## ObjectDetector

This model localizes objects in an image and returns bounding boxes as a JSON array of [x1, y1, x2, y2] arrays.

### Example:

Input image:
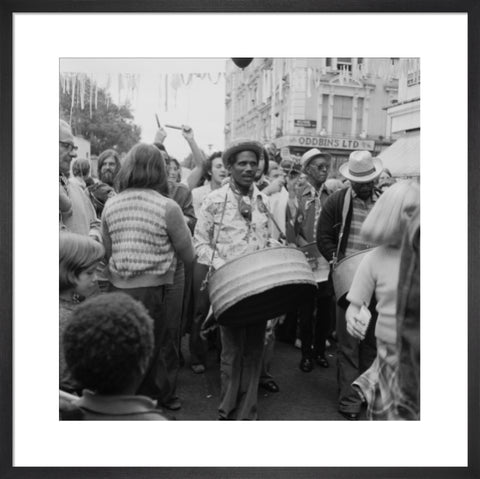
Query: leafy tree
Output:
[[60, 77, 142, 155]]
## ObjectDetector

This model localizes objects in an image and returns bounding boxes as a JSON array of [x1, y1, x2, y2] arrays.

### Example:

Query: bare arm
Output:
[[182, 125, 207, 190]]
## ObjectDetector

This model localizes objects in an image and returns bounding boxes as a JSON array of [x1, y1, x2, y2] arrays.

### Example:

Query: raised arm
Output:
[[181, 125, 207, 190]]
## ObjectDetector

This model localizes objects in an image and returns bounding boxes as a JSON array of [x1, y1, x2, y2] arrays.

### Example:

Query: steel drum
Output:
[[209, 246, 317, 327], [331, 248, 374, 304]]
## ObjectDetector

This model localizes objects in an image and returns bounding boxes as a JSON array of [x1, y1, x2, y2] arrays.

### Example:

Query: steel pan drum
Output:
[[209, 246, 317, 327], [331, 248, 374, 304]]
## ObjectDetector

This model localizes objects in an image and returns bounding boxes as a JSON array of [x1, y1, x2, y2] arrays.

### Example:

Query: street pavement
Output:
[[164, 337, 364, 421]]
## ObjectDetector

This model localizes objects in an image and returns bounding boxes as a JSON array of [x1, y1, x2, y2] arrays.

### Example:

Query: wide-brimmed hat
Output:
[[222, 138, 263, 168], [339, 150, 383, 183], [300, 148, 332, 172]]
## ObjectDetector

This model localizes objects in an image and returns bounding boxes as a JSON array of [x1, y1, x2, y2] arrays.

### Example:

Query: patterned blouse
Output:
[[194, 182, 271, 270]]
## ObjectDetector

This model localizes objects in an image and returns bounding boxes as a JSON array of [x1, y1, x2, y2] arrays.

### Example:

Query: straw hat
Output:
[[300, 148, 332, 172], [339, 150, 383, 183], [222, 138, 263, 168]]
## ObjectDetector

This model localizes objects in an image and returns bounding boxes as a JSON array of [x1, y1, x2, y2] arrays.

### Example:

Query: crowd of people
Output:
[[59, 118, 420, 421]]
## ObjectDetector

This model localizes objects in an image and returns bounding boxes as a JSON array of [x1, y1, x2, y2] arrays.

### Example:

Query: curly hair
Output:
[[63, 292, 154, 394], [59, 232, 104, 292]]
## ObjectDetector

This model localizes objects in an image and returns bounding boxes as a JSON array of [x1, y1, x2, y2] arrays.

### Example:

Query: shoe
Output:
[[316, 355, 329, 368], [191, 364, 205, 374], [259, 380, 280, 393], [299, 357, 314, 372], [294, 338, 302, 349], [162, 397, 182, 411], [339, 411, 359, 420]]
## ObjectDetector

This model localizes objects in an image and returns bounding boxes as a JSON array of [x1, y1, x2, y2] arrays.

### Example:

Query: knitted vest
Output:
[[103, 189, 176, 287]]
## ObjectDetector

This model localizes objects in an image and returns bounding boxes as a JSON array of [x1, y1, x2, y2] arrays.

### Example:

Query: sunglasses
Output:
[[312, 163, 329, 171], [59, 141, 78, 152]]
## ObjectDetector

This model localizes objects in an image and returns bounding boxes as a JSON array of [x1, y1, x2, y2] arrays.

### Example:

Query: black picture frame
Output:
[[1, 1, 478, 478]]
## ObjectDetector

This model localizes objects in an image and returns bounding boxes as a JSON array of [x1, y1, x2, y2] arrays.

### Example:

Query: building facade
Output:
[[224, 58, 400, 175], [379, 58, 420, 178]]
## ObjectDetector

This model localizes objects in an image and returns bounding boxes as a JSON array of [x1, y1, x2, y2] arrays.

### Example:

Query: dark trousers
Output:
[[109, 284, 170, 403], [219, 320, 267, 420], [336, 300, 377, 414], [163, 261, 185, 399], [188, 261, 210, 366], [298, 282, 332, 359]]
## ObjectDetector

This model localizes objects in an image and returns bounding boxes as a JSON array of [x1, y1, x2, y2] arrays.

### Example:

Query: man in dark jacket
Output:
[[286, 148, 333, 373], [317, 150, 383, 420]]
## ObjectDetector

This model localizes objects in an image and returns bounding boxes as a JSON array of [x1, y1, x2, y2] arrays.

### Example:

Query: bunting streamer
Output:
[[94, 81, 98, 110], [69, 75, 76, 124], [89, 78, 93, 118], [80, 74, 85, 110], [181, 73, 193, 86], [59, 59, 415, 119], [164, 73, 168, 112]]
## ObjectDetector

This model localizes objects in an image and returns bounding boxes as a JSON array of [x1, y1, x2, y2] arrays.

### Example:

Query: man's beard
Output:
[[356, 187, 372, 200], [100, 170, 115, 186]]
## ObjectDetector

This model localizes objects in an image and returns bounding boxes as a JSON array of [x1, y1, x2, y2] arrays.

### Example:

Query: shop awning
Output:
[[377, 130, 420, 177]]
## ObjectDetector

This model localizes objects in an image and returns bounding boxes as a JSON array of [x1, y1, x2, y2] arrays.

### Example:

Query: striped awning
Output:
[[378, 130, 420, 177]]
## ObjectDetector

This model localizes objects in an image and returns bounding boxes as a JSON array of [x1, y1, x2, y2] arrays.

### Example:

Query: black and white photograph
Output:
[[7, 10, 473, 474], [58, 57, 421, 422]]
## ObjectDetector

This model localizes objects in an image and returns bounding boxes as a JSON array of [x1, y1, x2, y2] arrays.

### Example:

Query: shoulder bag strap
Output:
[[335, 187, 352, 262]]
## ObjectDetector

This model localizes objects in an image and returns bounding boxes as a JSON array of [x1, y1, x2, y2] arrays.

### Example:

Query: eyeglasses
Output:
[[59, 141, 78, 152]]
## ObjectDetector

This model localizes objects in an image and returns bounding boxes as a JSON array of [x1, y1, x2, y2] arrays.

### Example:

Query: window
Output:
[[356, 97, 364, 135], [332, 95, 352, 136], [321, 94, 329, 131], [337, 58, 352, 72], [407, 70, 421, 86]]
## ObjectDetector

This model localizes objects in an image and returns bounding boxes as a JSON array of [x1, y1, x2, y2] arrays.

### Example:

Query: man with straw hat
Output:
[[286, 148, 333, 374], [194, 138, 272, 420], [317, 150, 383, 420]]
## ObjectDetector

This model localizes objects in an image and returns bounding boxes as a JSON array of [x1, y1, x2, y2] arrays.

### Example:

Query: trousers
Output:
[[109, 284, 170, 403], [163, 261, 185, 399], [218, 320, 267, 420], [188, 261, 210, 366], [336, 300, 377, 414], [298, 281, 332, 359]]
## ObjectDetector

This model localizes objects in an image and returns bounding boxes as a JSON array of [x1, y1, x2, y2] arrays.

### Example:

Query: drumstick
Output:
[[257, 195, 287, 241], [155, 114, 161, 128], [165, 124, 183, 130]]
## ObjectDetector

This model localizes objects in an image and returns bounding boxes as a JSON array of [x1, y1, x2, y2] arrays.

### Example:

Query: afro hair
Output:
[[63, 292, 154, 394]]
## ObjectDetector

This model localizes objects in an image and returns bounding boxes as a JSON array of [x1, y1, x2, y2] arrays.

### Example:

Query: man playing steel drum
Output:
[[317, 150, 383, 420], [194, 138, 272, 420]]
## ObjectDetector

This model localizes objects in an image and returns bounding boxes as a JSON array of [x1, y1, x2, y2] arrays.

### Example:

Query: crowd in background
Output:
[[59, 118, 420, 421]]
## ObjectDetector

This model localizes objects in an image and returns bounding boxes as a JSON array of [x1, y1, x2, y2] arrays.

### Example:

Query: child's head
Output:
[[63, 292, 154, 394], [361, 180, 420, 247], [59, 232, 104, 296]]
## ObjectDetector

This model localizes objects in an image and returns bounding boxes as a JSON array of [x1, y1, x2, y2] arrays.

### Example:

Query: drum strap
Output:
[[335, 187, 352, 263], [200, 189, 230, 291]]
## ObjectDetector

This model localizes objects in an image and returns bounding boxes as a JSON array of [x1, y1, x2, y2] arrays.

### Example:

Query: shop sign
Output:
[[285, 135, 375, 151], [294, 119, 317, 128]]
